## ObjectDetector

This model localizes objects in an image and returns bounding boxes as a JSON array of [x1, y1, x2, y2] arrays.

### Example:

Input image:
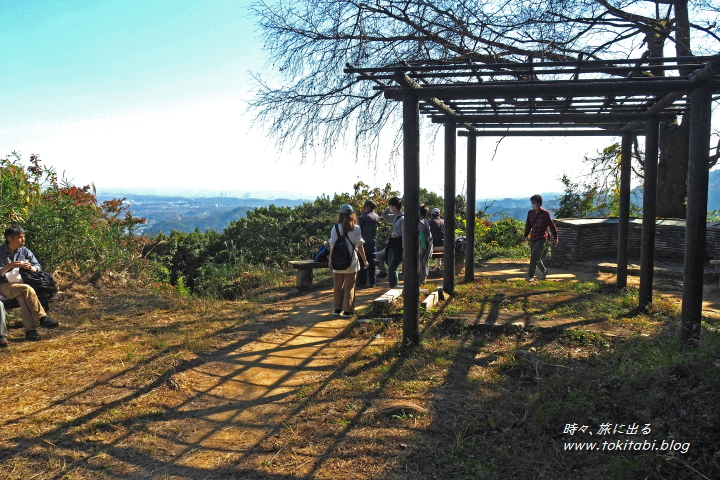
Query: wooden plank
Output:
[[421, 291, 438, 310], [289, 260, 328, 269]]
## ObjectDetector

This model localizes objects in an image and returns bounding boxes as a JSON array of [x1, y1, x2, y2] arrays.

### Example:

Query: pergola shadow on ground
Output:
[[346, 55, 720, 344]]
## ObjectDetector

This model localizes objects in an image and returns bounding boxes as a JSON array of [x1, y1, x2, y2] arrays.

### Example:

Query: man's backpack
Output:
[[331, 224, 354, 270], [454, 236, 467, 255], [20, 269, 58, 312], [314, 245, 329, 262], [20, 269, 58, 298]]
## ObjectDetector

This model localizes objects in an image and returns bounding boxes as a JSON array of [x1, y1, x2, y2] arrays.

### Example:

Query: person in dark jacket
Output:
[[523, 195, 559, 281], [356, 199, 381, 288], [0, 226, 57, 341], [428, 208, 445, 271]]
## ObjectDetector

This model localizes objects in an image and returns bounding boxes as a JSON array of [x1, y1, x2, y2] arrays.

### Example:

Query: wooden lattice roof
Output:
[[346, 55, 720, 136]]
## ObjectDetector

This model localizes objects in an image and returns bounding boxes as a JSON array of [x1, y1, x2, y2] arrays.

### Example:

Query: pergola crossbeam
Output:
[[345, 54, 720, 346]]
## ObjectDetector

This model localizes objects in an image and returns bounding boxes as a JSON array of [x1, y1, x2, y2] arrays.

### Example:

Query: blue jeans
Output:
[[356, 243, 376, 286]]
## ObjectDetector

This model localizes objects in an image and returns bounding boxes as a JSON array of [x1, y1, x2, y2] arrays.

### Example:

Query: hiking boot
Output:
[[25, 330, 41, 341], [40, 316, 58, 328], [0, 337, 8, 348], [538, 271, 547, 280]]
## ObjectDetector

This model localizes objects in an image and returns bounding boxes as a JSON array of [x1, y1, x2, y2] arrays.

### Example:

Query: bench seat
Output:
[[289, 260, 329, 288]]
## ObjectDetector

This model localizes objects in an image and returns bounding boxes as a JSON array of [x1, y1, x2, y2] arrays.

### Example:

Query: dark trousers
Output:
[[356, 243, 376, 286], [528, 239, 547, 278], [387, 241, 403, 288]]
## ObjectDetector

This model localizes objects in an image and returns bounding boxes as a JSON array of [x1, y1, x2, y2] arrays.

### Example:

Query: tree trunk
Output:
[[657, 123, 689, 219]]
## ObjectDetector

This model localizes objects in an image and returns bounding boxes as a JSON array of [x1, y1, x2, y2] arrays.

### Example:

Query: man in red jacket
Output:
[[523, 195, 559, 281]]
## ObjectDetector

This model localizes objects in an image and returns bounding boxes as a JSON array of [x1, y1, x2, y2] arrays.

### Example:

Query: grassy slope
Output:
[[1, 268, 719, 479]]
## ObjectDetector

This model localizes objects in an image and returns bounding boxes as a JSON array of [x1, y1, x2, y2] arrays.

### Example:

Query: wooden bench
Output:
[[1, 296, 50, 312], [289, 260, 329, 288]]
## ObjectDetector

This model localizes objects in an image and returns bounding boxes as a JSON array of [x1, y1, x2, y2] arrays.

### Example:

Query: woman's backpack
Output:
[[331, 224, 354, 270]]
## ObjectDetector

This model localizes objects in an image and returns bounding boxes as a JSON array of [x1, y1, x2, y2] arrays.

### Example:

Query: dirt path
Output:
[[136, 262, 720, 478]]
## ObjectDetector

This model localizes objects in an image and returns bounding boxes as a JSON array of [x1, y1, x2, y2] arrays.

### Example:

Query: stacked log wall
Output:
[[551, 218, 719, 263]]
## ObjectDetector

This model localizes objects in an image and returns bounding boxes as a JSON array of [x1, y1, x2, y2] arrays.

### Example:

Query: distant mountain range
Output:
[[481, 169, 720, 221], [101, 169, 720, 235], [96, 193, 307, 235]]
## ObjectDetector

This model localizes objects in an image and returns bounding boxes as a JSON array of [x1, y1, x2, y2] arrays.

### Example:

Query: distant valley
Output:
[[96, 193, 307, 235], [99, 169, 720, 236]]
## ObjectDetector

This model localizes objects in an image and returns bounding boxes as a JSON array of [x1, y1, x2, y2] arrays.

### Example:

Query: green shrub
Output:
[[1, 152, 145, 275], [474, 215, 528, 260]]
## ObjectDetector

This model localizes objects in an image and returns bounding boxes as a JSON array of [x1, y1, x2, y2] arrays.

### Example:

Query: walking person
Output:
[[523, 195, 559, 281], [356, 199, 380, 288], [329, 204, 368, 317]]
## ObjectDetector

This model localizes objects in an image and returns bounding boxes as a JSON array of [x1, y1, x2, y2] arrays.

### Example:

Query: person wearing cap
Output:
[[357, 199, 380, 288], [0, 225, 58, 342], [523, 194, 559, 281], [429, 207, 445, 271], [329, 204, 368, 317]]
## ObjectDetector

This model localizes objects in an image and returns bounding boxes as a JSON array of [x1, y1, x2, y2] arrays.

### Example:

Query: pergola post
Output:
[[443, 120, 457, 295], [617, 131, 633, 288], [681, 83, 713, 343], [401, 84, 420, 346], [639, 115, 660, 311], [465, 133, 477, 281]]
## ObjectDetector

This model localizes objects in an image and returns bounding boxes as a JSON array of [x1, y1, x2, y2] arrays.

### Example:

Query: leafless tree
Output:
[[249, 0, 720, 193]]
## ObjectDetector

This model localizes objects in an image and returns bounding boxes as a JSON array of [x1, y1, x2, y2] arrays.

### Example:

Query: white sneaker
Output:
[[538, 271, 547, 280]]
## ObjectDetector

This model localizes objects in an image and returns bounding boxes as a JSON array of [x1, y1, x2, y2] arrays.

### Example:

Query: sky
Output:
[[0, 0, 695, 201]]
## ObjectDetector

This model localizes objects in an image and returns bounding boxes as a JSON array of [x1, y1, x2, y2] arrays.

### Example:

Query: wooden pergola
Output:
[[346, 55, 720, 345]]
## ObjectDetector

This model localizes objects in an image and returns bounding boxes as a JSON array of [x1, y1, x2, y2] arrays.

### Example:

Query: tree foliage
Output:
[[0, 153, 146, 275], [250, 0, 720, 158], [555, 144, 644, 218]]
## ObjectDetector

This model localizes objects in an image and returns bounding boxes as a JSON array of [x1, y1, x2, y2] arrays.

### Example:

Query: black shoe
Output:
[[341, 311, 354, 318], [25, 330, 41, 341], [40, 316, 58, 328], [0, 337, 8, 348]]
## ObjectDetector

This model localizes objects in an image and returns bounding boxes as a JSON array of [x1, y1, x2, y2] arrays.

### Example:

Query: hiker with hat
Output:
[[356, 199, 380, 288], [429, 207, 445, 271], [328, 204, 368, 317]]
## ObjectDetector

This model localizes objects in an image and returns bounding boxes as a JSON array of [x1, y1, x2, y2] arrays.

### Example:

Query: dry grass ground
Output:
[[1, 262, 719, 479]]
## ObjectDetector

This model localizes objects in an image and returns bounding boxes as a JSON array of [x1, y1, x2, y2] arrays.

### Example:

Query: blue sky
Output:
[[1, 0, 651, 200]]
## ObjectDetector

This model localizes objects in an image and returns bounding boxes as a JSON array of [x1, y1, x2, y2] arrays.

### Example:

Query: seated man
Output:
[[0, 226, 57, 341]]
